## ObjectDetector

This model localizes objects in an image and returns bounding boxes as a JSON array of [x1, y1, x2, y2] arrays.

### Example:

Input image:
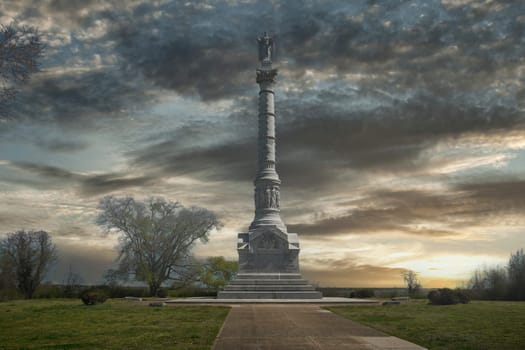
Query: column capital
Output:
[[256, 68, 278, 84]]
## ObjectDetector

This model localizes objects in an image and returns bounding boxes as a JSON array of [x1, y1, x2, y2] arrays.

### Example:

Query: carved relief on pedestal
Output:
[[256, 231, 285, 250], [265, 187, 271, 207], [260, 232, 277, 249], [255, 185, 281, 210]]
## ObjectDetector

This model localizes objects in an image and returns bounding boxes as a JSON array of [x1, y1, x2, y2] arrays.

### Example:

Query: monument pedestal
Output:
[[218, 225, 322, 299]]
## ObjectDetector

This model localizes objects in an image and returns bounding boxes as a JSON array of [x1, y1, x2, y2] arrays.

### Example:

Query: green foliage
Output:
[[328, 300, 525, 350], [199, 256, 238, 292], [427, 288, 470, 305], [80, 289, 108, 305], [96, 196, 220, 297], [0, 299, 229, 349], [350, 289, 375, 298]]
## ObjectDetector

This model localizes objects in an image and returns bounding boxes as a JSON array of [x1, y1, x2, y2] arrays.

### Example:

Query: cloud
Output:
[[34, 138, 89, 153], [109, 1, 258, 101], [453, 179, 525, 222], [13, 68, 154, 128], [127, 86, 524, 195], [79, 173, 157, 196], [289, 180, 525, 238], [2, 161, 157, 196], [9, 162, 78, 181], [288, 207, 461, 238]]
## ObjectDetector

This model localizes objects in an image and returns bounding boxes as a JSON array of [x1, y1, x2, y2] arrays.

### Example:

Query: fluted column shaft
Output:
[[249, 67, 286, 232]]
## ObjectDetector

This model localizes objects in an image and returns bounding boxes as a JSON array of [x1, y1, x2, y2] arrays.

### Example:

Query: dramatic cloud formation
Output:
[[1, 0, 524, 287]]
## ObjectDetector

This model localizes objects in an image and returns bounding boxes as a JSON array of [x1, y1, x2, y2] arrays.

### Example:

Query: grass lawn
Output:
[[327, 300, 525, 350], [0, 299, 230, 350]]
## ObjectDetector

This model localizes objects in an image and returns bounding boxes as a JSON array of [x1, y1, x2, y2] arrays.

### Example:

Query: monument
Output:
[[218, 33, 322, 299]]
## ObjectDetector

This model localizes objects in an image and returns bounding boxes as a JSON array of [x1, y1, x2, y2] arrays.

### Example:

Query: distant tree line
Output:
[[0, 196, 237, 301], [467, 249, 525, 301]]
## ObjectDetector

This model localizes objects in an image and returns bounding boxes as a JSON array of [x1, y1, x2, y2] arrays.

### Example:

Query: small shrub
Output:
[[156, 288, 168, 298], [456, 290, 471, 304], [350, 289, 375, 298], [80, 289, 108, 305], [428, 288, 470, 305]]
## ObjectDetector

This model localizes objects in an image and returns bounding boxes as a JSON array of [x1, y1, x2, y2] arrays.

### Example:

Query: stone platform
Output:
[[165, 297, 379, 304], [217, 273, 322, 299]]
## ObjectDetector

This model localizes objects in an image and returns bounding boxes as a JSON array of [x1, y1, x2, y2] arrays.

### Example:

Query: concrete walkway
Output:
[[166, 297, 379, 305], [212, 304, 427, 350]]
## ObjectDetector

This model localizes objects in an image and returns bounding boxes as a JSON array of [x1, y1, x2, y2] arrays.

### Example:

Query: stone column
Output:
[[218, 33, 321, 298], [249, 34, 286, 232]]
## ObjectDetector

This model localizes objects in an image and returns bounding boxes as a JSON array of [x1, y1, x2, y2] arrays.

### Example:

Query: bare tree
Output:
[[0, 23, 44, 116], [96, 196, 220, 297], [468, 264, 508, 300], [402, 270, 421, 296], [507, 249, 525, 300], [0, 230, 57, 299]]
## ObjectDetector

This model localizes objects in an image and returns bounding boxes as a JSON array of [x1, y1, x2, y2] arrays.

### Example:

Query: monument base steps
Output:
[[218, 273, 322, 299]]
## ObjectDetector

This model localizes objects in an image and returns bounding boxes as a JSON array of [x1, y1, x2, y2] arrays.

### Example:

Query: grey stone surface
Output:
[[221, 33, 321, 299], [237, 227, 299, 273], [212, 305, 427, 350], [166, 297, 379, 304], [218, 273, 321, 299]]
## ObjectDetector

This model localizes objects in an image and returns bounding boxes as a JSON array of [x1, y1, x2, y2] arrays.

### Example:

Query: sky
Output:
[[1, 0, 525, 288]]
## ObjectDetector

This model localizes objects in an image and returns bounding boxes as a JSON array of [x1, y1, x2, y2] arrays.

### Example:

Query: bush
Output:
[[428, 288, 470, 305], [350, 289, 375, 298], [80, 289, 108, 305], [457, 290, 470, 304], [156, 288, 168, 298]]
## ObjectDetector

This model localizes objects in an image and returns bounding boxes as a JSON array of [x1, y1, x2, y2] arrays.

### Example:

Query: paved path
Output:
[[213, 304, 426, 350]]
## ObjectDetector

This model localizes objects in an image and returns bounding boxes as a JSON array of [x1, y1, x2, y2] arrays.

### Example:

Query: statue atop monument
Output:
[[257, 32, 274, 66]]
